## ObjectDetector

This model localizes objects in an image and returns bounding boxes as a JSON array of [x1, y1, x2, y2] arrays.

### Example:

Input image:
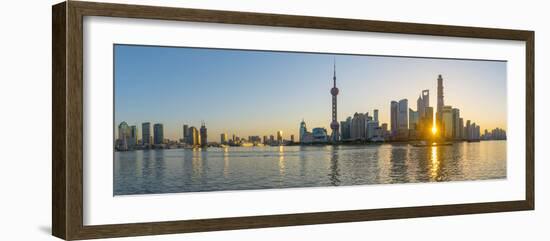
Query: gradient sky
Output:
[[114, 44, 507, 142]]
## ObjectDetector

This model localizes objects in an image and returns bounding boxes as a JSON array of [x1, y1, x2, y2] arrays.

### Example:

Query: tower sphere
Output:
[[331, 120, 340, 130], [331, 87, 339, 96]]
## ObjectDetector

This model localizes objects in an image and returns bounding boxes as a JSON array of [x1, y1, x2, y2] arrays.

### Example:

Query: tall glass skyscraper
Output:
[[153, 123, 164, 145], [142, 122, 151, 146]]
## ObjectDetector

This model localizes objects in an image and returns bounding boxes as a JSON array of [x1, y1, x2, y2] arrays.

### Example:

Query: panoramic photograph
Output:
[[113, 44, 507, 196]]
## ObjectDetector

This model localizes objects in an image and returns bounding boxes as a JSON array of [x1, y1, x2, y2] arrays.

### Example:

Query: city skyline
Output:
[[115, 44, 507, 141]]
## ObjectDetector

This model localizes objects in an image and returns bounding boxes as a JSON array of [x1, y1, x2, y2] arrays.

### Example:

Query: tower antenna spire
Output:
[[333, 57, 336, 87]]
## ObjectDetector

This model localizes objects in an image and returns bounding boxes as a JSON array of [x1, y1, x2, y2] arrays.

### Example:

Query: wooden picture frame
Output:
[[52, 1, 534, 240]]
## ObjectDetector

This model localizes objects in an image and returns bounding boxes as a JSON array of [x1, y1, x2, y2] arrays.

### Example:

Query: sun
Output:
[[431, 126, 437, 135]]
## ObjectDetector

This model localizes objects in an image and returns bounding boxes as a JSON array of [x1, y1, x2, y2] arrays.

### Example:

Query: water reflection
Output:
[[328, 146, 341, 186], [278, 146, 285, 177], [223, 147, 229, 178], [114, 141, 507, 195], [390, 145, 409, 183], [429, 146, 441, 181]]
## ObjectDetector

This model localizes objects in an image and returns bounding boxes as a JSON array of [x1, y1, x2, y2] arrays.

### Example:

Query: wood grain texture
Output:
[[51, 1, 535, 240], [52, 2, 67, 239]]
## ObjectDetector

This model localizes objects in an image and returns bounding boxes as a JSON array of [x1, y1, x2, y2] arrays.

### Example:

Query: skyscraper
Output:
[[128, 125, 138, 148], [390, 101, 398, 136], [340, 116, 352, 140], [290, 135, 295, 143], [118, 121, 130, 142], [329, 61, 340, 142], [458, 118, 464, 140], [117, 121, 130, 151], [200, 121, 207, 147], [465, 120, 471, 140], [409, 108, 418, 138], [373, 109, 379, 122], [153, 123, 164, 145], [424, 106, 434, 138], [188, 126, 200, 146], [452, 108, 460, 139], [277, 131, 283, 144], [220, 133, 228, 144], [351, 112, 367, 140], [299, 119, 307, 142], [397, 99, 409, 138], [183, 124, 189, 144], [142, 122, 151, 147], [366, 119, 379, 140], [442, 106, 453, 139], [417, 89, 430, 119], [437, 75, 445, 122]]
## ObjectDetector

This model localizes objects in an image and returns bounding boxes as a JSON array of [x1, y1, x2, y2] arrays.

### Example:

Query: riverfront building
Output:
[[188, 126, 200, 146], [397, 99, 409, 139], [220, 133, 228, 144], [390, 101, 398, 136], [153, 123, 164, 145], [142, 122, 151, 147], [200, 122, 207, 147]]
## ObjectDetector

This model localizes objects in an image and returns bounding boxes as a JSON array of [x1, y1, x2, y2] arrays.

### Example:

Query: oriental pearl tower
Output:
[[330, 60, 340, 142]]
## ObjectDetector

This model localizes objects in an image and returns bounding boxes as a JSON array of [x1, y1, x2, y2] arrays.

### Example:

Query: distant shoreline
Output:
[[114, 139, 506, 152]]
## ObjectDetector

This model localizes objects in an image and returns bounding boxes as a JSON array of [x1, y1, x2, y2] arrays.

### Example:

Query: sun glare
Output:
[[431, 126, 437, 135]]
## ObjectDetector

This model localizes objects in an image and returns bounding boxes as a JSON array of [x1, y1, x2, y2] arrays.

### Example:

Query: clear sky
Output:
[[114, 44, 507, 142]]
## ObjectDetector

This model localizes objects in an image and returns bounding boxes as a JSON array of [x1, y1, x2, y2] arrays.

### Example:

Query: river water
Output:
[[114, 140, 506, 195]]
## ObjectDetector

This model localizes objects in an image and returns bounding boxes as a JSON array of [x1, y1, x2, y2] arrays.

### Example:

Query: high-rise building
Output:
[[366, 120, 379, 140], [142, 122, 151, 147], [277, 130, 283, 144], [469, 123, 475, 140], [465, 120, 471, 140], [351, 112, 367, 140], [458, 118, 464, 140], [482, 128, 507, 140], [329, 61, 340, 142], [220, 133, 228, 144], [128, 125, 138, 148], [409, 108, 418, 138], [441, 106, 453, 139], [373, 109, 379, 122], [417, 89, 430, 119], [290, 135, 295, 143], [248, 136, 261, 143], [117, 121, 130, 151], [437, 75, 445, 122], [299, 119, 307, 142], [263, 135, 268, 144], [390, 101, 398, 136], [118, 121, 129, 142], [381, 123, 389, 138], [397, 99, 409, 139], [153, 123, 164, 145], [188, 126, 200, 146], [269, 135, 275, 143], [452, 108, 460, 139], [183, 124, 189, 144], [200, 121, 207, 147], [340, 116, 352, 140], [423, 106, 434, 138]]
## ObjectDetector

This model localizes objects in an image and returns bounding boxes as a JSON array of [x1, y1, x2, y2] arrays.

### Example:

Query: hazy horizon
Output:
[[114, 44, 507, 142]]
